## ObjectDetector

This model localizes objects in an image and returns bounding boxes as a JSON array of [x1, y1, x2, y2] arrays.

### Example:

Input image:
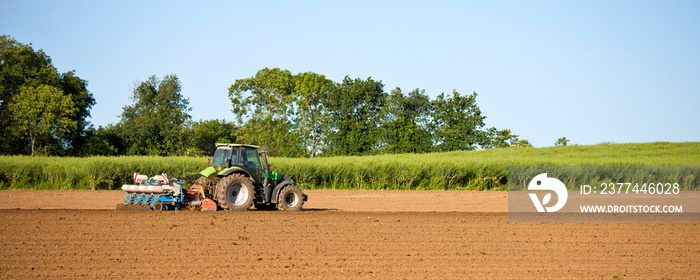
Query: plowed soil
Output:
[[0, 190, 697, 279]]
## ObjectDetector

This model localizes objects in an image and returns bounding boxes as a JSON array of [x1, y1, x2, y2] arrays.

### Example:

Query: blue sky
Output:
[[2, 0, 699, 147]]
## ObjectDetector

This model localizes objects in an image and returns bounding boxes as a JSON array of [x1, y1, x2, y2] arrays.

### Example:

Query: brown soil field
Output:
[[0, 190, 698, 279]]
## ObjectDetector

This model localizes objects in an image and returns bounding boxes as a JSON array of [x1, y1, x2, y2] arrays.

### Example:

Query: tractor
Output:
[[196, 143, 307, 211], [117, 143, 307, 211]]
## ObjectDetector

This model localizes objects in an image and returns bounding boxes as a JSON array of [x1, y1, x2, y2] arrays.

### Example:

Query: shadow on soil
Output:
[[301, 208, 338, 212]]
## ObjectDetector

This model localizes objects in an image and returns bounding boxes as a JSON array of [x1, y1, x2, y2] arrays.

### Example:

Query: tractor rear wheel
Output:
[[276, 185, 304, 211], [215, 174, 254, 211]]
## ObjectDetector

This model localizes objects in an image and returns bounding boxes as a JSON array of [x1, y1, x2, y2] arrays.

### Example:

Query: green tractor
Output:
[[196, 143, 307, 211]]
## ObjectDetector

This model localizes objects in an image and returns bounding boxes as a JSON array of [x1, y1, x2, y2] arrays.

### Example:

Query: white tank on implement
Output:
[[147, 185, 164, 194], [137, 185, 149, 193], [121, 185, 136, 193]]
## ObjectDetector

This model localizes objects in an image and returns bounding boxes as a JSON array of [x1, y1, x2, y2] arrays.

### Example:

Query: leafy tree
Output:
[[382, 88, 432, 153], [324, 76, 386, 156], [0, 35, 94, 155], [511, 139, 533, 148], [237, 117, 304, 157], [228, 68, 303, 157], [60, 71, 96, 154], [75, 125, 122, 156], [186, 119, 239, 156], [555, 137, 570, 146], [293, 72, 334, 157], [8, 85, 77, 155], [229, 68, 294, 123], [481, 127, 520, 149], [430, 90, 486, 152], [118, 74, 191, 155]]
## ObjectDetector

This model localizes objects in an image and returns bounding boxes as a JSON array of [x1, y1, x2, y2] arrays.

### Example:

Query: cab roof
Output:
[[215, 143, 261, 149]]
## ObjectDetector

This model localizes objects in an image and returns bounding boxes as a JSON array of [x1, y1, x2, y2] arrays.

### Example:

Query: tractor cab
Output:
[[206, 144, 268, 184]]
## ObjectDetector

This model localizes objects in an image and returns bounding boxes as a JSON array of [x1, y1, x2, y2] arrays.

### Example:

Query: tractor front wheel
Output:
[[276, 185, 304, 211], [215, 174, 254, 211]]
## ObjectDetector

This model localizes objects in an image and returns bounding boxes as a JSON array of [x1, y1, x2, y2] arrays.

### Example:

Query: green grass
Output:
[[271, 142, 700, 190], [0, 142, 697, 191], [0, 156, 205, 190]]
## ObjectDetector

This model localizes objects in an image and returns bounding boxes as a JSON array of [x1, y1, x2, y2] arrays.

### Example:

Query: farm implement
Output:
[[117, 173, 217, 211], [116, 143, 307, 211]]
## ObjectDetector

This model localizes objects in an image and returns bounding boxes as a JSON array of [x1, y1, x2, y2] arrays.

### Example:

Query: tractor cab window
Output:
[[212, 148, 232, 166], [241, 147, 261, 169]]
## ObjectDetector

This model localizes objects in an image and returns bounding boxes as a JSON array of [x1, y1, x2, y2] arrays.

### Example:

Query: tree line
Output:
[[228, 68, 528, 157], [1, 35, 530, 157]]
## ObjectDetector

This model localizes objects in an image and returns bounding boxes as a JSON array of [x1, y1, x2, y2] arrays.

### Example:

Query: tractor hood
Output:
[[199, 166, 217, 177]]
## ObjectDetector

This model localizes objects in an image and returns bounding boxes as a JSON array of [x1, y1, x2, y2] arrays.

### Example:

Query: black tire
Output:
[[154, 203, 163, 211], [276, 185, 304, 211], [254, 203, 277, 211], [142, 204, 151, 211], [215, 174, 255, 211], [125, 204, 133, 210], [133, 204, 142, 211], [116, 204, 125, 211]]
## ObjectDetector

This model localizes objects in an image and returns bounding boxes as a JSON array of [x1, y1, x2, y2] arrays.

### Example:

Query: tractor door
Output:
[[213, 146, 239, 169], [212, 147, 232, 168], [240, 147, 263, 183]]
